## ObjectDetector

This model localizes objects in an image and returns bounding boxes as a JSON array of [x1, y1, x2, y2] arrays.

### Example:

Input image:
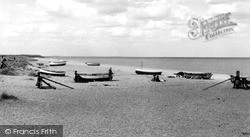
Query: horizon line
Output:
[[1, 54, 250, 58], [46, 55, 250, 59]]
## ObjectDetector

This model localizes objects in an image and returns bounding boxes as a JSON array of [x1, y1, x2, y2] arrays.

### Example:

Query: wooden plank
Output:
[[41, 76, 74, 89], [203, 78, 232, 91]]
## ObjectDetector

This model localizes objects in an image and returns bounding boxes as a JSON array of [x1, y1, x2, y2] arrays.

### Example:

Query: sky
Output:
[[0, 0, 250, 57]]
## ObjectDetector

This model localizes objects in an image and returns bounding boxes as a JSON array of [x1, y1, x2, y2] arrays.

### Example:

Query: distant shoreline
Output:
[[46, 56, 250, 59], [0, 54, 45, 58], [1, 54, 250, 59]]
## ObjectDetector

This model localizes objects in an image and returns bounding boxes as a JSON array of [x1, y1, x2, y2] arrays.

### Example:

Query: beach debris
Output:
[[167, 76, 175, 78], [242, 132, 250, 136], [212, 97, 225, 102], [36, 72, 74, 89], [0, 92, 18, 101], [25, 77, 35, 81], [103, 84, 117, 86]]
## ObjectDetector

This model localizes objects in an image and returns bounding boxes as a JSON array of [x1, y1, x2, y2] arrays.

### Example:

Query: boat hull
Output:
[[49, 61, 66, 66], [39, 69, 66, 76], [75, 73, 113, 82], [175, 72, 213, 79], [85, 62, 100, 66], [135, 69, 162, 75]]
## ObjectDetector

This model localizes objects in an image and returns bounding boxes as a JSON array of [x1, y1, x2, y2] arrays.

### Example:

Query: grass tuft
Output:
[[0, 68, 18, 76], [0, 92, 18, 101]]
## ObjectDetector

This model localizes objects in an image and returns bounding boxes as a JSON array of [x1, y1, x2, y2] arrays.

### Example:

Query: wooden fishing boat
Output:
[[49, 61, 66, 66], [175, 71, 212, 79], [85, 62, 100, 66], [201, 73, 213, 79], [39, 69, 66, 76], [135, 69, 162, 75], [74, 71, 113, 82]]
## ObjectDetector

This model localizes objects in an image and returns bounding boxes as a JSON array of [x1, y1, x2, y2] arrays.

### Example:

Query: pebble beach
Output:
[[0, 55, 250, 137]]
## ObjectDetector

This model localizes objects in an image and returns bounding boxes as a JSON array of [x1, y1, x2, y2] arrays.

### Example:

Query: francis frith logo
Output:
[[188, 12, 237, 40]]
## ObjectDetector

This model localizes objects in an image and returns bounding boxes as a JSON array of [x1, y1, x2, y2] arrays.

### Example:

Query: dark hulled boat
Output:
[[135, 69, 162, 75], [175, 71, 213, 79], [74, 71, 113, 82]]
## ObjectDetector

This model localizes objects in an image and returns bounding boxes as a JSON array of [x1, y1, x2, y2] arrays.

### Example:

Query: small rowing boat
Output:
[[85, 62, 100, 66], [74, 70, 113, 82], [175, 72, 212, 79], [49, 61, 66, 66], [39, 69, 66, 76], [135, 69, 162, 75]]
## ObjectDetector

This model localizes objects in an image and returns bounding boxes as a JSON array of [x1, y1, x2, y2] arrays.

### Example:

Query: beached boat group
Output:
[[37, 59, 213, 84], [37, 60, 114, 82], [1, 56, 249, 91]]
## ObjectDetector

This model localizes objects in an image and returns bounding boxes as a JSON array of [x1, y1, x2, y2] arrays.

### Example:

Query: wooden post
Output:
[[234, 70, 241, 89], [36, 72, 42, 88], [74, 71, 79, 82], [236, 70, 240, 77], [109, 68, 113, 81]]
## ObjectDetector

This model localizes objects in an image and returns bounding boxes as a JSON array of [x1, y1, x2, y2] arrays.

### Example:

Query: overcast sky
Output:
[[0, 0, 249, 57]]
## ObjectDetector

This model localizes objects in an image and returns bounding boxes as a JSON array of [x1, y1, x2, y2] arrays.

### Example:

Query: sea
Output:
[[51, 56, 250, 77]]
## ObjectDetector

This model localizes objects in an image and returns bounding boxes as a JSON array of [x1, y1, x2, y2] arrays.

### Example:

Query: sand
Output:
[[0, 56, 250, 137]]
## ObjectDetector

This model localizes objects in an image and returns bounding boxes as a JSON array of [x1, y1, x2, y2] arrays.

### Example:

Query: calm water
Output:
[[52, 56, 250, 76]]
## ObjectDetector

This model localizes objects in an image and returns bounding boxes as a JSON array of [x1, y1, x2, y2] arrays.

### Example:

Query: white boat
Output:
[[39, 69, 66, 76], [135, 69, 162, 75], [85, 62, 100, 66], [49, 61, 66, 66]]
